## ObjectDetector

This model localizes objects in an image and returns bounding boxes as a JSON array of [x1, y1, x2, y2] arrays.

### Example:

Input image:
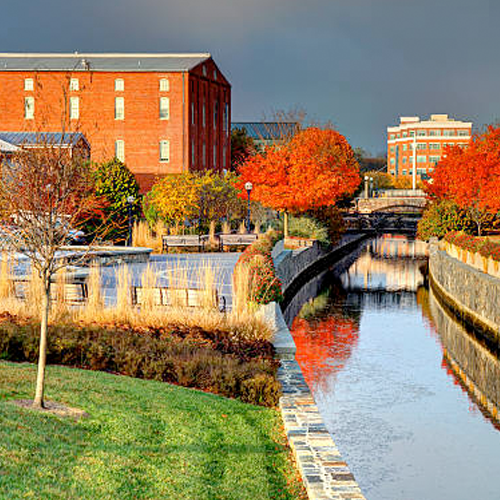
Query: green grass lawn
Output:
[[0, 361, 305, 500]]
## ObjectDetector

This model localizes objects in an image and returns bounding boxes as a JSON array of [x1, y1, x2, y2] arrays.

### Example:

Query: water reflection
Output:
[[288, 235, 500, 500]]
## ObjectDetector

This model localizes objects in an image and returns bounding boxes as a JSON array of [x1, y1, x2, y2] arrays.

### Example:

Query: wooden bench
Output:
[[131, 286, 226, 312], [162, 235, 208, 253], [13, 279, 88, 305], [218, 233, 258, 251]]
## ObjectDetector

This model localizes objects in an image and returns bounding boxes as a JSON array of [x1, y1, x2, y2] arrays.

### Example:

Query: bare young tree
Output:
[[0, 136, 101, 408]]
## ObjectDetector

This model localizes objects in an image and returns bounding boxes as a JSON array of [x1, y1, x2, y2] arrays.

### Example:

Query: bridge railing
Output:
[[378, 189, 425, 198]]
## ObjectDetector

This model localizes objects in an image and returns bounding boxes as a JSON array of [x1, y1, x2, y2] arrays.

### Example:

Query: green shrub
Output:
[[288, 215, 330, 245], [0, 318, 280, 407], [417, 200, 476, 240]]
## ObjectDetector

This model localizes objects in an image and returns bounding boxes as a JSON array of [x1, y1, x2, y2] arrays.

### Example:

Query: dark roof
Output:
[[0, 53, 211, 72], [0, 132, 88, 148], [231, 122, 299, 141]]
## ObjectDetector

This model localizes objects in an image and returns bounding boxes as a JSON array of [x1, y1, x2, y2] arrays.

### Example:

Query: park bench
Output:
[[13, 279, 88, 305], [218, 233, 258, 251], [162, 235, 208, 253], [131, 285, 226, 312]]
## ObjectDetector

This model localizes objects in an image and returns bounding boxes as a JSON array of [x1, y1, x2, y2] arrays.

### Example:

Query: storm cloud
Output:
[[1, 0, 499, 153]]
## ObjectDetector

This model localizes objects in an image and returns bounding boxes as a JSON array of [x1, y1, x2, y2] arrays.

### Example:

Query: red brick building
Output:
[[0, 53, 231, 191]]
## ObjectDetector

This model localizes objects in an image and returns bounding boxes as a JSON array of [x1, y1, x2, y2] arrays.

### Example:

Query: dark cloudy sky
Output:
[[2, 0, 499, 154]]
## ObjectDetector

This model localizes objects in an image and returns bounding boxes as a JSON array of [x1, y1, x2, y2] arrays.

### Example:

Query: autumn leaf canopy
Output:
[[238, 127, 360, 212], [427, 126, 500, 214]]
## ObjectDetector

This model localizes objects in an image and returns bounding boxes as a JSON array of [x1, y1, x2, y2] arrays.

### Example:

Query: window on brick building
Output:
[[402, 144, 407, 151], [443, 130, 455, 137], [70, 97, 79, 120], [160, 97, 170, 120], [159, 78, 169, 92], [390, 146, 395, 153], [160, 140, 170, 162], [202, 104, 206, 127], [224, 103, 229, 132], [213, 144, 217, 168], [417, 130, 426, 137], [458, 130, 469, 136], [389, 134, 395, 140], [429, 130, 440, 136], [24, 96, 34, 119], [115, 79, 124, 91], [214, 101, 218, 129], [115, 140, 125, 163], [115, 97, 124, 120], [402, 132, 407, 138], [69, 78, 79, 91], [402, 170, 407, 175], [417, 155, 426, 163], [417, 143, 426, 150], [409, 131, 415, 137], [191, 102, 195, 125], [223, 146, 226, 168], [24, 78, 34, 91], [390, 158, 395, 165], [429, 156, 440, 164], [403, 157, 407, 164]]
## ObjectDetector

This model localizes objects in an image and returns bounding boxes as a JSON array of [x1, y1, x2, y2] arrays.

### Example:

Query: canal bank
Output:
[[274, 234, 500, 500], [263, 234, 369, 500]]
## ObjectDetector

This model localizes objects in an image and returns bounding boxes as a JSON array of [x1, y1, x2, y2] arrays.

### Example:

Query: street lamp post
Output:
[[127, 195, 135, 246], [245, 182, 253, 234], [369, 176, 374, 198], [364, 176, 369, 198]]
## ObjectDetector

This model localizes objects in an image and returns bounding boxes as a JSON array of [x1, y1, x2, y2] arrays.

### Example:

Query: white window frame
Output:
[[115, 79, 124, 92], [160, 140, 170, 163], [24, 78, 34, 91], [115, 97, 125, 120], [115, 140, 125, 163], [69, 78, 79, 91], [69, 96, 79, 120], [159, 78, 169, 92], [159, 97, 169, 120], [24, 96, 34, 119]]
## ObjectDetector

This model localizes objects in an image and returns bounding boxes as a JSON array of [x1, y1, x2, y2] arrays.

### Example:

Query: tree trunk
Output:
[[284, 211, 289, 239], [33, 283, 50, 409]]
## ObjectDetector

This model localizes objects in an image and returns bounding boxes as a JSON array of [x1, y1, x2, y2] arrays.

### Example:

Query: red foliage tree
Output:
[[427, 126, 500, 234], [238, 127, 360, 214]]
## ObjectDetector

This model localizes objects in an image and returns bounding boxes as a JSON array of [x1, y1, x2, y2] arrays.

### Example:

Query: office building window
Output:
[[402, 170, 407, 175], [115, 79, 124, 91], [191, 102, 195, 125], [214, 101, 218, 129], [458, 130, 469, 136], [417, 143, 426, 150], [115, 97, 124, 120], [389, 134, 395, 140], [429, 143, 440, 150], [429, 130, 441, 136], [390, 146, 395, 153], [69, 78, 79, 91], [429, 156, 440, 164], [160, 97, 169, 120], [159, 78, 169, 91], [69, 97, 79, 120], [160, 140, 170, 162], [402, 144, 407, 152], [24, 96, 34, 119], [409, 130, 415, 137], [390, 158, 395, 165], [443, 130, 455, 137], [115, 140, 125, 163], [202, 104, 206, 127], [417, 130, 426, 137], [403, 157, 407, 164], [417, 155, 427, 163], [213, 144, 217, 168], [24, 78, 34, 91]]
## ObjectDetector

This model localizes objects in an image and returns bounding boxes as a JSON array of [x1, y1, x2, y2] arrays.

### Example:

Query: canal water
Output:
[[288, 234, 500, 500]]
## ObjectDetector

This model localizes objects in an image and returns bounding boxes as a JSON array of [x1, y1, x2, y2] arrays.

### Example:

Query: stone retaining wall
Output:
[[263, 234, 368, 500], [429, 244, 500, 338]]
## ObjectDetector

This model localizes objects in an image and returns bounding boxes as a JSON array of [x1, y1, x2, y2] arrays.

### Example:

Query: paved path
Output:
[[99, 252, 240, 308]]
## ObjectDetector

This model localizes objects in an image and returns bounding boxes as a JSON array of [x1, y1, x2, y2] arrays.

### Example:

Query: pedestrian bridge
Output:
[[355, 195, 427, 214]]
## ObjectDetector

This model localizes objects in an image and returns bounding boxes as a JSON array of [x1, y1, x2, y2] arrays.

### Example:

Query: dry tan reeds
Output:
[[0, 257, 272, 342], [0, 252, 13, 300]]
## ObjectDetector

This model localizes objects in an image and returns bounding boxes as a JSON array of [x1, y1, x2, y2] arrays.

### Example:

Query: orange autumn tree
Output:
[[238, 127, 360, 234], [427, 126, 500, 235]]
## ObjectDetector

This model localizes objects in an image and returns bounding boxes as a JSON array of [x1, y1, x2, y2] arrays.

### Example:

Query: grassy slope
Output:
[[0, 361, 305, 500]]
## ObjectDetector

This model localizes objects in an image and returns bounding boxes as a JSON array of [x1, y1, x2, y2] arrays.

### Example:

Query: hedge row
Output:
[[0, 314, 281, 407], [445, 231, 500, 261], [236, 230, 283, 305]]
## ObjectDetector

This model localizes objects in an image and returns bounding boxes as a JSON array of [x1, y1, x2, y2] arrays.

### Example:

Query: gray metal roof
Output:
[[0, 53, 212, 72], [0, 132, 88, 147], [0, 139, 19, 153], [231, 122, 300, 141]]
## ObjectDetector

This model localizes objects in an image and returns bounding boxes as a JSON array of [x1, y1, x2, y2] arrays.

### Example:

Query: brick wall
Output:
[[0, 59, 231, 192]]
